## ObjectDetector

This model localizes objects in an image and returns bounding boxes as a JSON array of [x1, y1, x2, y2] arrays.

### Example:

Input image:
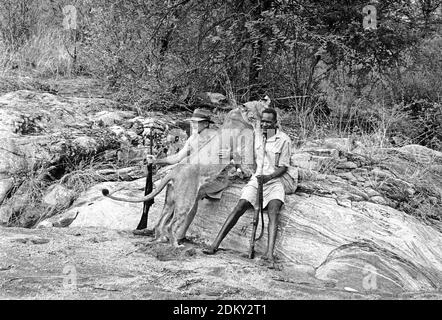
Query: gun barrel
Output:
[[248, 207, 260, 259], [136, 134, 155, 230]]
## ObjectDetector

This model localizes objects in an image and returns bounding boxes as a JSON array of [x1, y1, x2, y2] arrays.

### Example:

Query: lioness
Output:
[[102, 97, 270, 247]]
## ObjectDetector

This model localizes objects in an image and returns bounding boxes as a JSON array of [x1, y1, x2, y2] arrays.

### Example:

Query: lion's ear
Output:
[[262, 95, 271, 108]]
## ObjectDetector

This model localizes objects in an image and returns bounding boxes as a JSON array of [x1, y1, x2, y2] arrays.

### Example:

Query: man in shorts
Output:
[[203, 108, 291, 262]]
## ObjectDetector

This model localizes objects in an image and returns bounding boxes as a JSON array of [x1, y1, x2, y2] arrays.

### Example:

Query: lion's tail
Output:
[[101, 171, 173, 203]]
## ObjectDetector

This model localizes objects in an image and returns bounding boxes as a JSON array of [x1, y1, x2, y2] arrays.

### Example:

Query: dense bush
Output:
[[0, 0, 39, 49], [0, 0, 441, 149]]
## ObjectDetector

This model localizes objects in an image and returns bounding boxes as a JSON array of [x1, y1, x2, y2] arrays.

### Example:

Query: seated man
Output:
[[203, 108, 291, 262]]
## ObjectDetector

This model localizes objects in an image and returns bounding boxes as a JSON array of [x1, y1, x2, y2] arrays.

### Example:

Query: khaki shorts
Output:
[[240, 177, 285, 209]]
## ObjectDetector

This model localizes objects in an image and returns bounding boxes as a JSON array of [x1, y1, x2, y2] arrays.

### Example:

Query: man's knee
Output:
[[267, 200, 283, 218], [229, 199, 251, 217], [237, 199, 252, 211]]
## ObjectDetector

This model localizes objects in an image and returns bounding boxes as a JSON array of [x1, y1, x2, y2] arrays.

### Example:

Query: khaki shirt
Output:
[[254, 129, 291, 176]]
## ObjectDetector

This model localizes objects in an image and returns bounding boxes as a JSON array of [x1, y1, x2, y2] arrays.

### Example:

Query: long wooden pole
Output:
[[248, 135, 266, 259], [136, 133, 155, 230]]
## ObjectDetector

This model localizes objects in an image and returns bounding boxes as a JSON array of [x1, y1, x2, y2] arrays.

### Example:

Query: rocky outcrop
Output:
[[2, 89, 441, 297], [0, 91, 119, 226], [0, 90, 188, 227], [194, 92, 232, 111], [38, 138, 442, 295], [192, 185, 441, 294]]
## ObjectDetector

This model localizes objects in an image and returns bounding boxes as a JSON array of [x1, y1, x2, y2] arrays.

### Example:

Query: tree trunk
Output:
[[248, 0, 273, 100]]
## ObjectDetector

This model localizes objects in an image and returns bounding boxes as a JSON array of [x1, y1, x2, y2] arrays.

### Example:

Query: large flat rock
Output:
[[41, 179, 442, 295]]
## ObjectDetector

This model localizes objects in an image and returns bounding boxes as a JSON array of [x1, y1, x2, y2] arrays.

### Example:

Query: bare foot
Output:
[[259, 255, 282, 270], [172, 242, 185, 249], [259, 255, 273, 263], [258, 255, 275, 268]]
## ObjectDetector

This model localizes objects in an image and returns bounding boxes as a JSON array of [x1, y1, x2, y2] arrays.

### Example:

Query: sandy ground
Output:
[[2, 226, 441, 300]]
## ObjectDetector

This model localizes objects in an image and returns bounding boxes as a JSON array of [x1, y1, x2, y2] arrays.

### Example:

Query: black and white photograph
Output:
[[0, 0, 441, 307]]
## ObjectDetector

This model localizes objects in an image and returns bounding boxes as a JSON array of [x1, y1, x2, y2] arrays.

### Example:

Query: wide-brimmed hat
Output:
[[185, 108, 214, 123]]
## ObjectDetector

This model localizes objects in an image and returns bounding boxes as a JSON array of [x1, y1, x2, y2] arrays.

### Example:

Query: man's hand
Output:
[[145, 154, 156, 165], [256, 175, 272, 184]]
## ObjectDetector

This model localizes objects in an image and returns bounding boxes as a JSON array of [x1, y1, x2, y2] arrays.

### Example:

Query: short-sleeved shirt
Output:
[[240, 129, 292, 208], [253, 129, 292, 177]]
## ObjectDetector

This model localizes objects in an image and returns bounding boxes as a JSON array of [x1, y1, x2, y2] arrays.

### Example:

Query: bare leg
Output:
[[203, 199, 252, 254], [262, 199, 282, 261]]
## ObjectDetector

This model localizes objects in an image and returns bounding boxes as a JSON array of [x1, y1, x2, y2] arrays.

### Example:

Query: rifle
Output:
[[136, 130, 155, 230], [248, 135, 267, 259]]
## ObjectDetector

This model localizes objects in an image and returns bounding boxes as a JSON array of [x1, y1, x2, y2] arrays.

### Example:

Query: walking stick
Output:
[[136, 130, 155, 230], [248, 135, 267, 259]]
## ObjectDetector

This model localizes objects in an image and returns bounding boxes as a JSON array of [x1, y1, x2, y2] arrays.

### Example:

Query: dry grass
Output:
[[378, 149, 442, 225], [278, 98, 442, 225], [3, 155, 110, 228], [59, 161, 110, 192], [0, 28, 75, 78], [3, 161, 53, 228]]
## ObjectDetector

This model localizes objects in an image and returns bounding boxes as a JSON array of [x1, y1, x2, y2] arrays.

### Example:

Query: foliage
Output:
[[0, 0, 39, 49], [0, 0, 441, 149]]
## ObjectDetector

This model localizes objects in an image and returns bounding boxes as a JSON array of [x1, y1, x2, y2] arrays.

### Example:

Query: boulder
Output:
[[398, 144, 442, 164], [93, 110, 135, 127], [194, 92, 232, 110], [38, 137, 442, 295], [0, 90, 187, 227], [45, 178, 442, 294], [190, 186, 442, 294], [0, 91, 123, 227], [2, 90, 442, 295], [302, 138, 353, 153], [42, 184, 76, 209], [37, 178, 165, 230]]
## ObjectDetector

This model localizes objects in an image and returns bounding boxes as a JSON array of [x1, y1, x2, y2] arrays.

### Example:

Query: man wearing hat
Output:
[[145, 108, 220, 166], [134, 108, 231, 237]]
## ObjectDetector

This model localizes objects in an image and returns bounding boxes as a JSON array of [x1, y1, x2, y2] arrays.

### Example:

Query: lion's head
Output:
[[223, 96, 271, 130], [240, 95, 271, 126]]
